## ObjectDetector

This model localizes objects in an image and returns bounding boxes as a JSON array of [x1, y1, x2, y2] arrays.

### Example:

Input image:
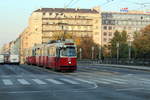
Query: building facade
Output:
[[29, 7, 101, 45], [101, 11, 150, 46]]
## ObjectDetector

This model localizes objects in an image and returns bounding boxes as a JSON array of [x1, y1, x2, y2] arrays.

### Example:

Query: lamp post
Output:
[[128, 41, 132, 61], [116, 42, 119, 63], [92, 46, 95, 60], [79, 48, 82, 60], [99, 46, 102, 60]]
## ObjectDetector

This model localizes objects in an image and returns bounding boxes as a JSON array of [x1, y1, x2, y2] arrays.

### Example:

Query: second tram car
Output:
[[26, 40, 77, 72]]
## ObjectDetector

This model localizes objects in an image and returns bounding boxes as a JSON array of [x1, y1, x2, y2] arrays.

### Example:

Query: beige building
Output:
[[20, 27, 42, 63], [29, 7, 101, 44], [102, 11, 150, 46]]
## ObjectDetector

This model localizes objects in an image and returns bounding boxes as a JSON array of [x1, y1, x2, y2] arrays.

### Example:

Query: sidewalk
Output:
[[97, 64, 150, 71]]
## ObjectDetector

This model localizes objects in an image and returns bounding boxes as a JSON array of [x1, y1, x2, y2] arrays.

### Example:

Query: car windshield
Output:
[[60, 47, 76, 57]]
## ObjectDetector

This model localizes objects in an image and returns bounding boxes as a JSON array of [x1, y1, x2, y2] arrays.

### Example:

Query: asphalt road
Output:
[[0, 64, 150, 100]]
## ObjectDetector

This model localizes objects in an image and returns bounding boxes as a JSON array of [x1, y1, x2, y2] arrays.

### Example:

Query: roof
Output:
[[34, 8, 99, 14]]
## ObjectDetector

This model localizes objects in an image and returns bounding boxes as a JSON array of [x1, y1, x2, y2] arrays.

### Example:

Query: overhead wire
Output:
[[65, 0, 76, 8], [69, 0, 81, 7]]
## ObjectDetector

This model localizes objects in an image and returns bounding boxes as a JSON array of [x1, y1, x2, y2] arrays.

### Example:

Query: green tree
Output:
[[110, 30, 128, 58], [133, 26, 150, 58]]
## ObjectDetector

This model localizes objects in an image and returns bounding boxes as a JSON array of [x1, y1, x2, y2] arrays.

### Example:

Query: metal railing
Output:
[[77, 58, 150, 66]]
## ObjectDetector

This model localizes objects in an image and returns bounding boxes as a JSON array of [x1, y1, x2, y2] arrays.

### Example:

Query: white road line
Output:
[[92, 79, 110, 84], [32, 79, 47, 85], [46, 79, 64, 84], [2, 79, 13, 85], [99, 78, 126, 84], [108, 78, 128, 82], [60, 78, 79, 84], [74, 78, 94, 84], [17, 79, 30, 85]]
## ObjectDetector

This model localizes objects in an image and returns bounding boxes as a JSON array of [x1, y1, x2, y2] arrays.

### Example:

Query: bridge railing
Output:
[[77, 58, 150, 66]]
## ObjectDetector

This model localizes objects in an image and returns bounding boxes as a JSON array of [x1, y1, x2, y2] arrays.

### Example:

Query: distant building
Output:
[[101, 11, 150, 46]]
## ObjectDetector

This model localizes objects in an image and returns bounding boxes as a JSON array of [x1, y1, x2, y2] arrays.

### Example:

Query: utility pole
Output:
[[128, 41, 132, 61], [79, 48, 82, 60], [92, 46, 95, 60], [116, 42, 119, 64], [99, 46, 102, 61]]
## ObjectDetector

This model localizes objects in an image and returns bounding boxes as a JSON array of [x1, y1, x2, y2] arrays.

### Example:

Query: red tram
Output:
[[26, 40, 77, 72]]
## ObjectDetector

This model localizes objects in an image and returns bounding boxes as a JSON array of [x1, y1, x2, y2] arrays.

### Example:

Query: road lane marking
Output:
[[74, 78, 94, 84], [32, 79, 47, 85], [92, 79, 110, 84], [99, 78, 126, 84], [2, 79, 13, 85], [110, 78, 128, 82], [17, 79, 30, 85], [74, 78, 98, 89], [60, 78, 79, 84], [46, 79, 64, 84]]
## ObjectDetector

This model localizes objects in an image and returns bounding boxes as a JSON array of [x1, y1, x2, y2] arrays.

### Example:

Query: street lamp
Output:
[[116, 42, 119, 63], [79, 48, 82, 60], [128, 41, 132, 61], [92, 46, 95, 60], [99, 46, 102, 60]]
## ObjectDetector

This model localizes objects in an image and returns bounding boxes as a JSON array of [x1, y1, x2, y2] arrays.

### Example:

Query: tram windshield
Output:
[[60, 47, 76, 57]]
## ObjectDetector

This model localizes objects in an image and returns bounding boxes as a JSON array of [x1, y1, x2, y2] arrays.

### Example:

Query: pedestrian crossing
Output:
[[2, 79, 13, 85], [0, 77, 150, 87], [17, 79, 30, 85]]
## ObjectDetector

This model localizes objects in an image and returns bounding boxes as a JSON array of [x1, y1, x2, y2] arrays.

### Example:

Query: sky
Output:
[[0, 0, 150, 47]]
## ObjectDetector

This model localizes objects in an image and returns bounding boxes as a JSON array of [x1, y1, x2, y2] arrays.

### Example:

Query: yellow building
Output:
[[29, 7, 101, 44]]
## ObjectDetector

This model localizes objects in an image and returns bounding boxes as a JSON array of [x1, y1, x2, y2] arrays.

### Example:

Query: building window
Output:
[[108, 26, 112, 30], [109, 32, 112, 36], [103, 32, 107, 36], [103, 26, 107, 30], [43, 13, 46, 15], [49, 13, 52, 15], [103, 38, 107, 42]]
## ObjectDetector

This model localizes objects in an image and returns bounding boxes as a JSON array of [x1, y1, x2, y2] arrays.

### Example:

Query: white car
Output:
[[0, 54, 4, 64], [9, 55, 20, 64]]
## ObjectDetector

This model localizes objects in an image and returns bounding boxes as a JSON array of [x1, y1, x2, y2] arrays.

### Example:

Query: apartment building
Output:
[[29, 7, 101, 45], [101, 11, 150, 46]]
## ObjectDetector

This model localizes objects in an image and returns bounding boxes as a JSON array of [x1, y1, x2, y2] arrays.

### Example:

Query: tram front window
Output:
[[60, 47, 76, 57]]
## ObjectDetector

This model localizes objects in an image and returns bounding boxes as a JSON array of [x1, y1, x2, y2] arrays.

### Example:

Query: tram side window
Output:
[[32, 50, 36, 56], [48, 47, 56, 56]]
